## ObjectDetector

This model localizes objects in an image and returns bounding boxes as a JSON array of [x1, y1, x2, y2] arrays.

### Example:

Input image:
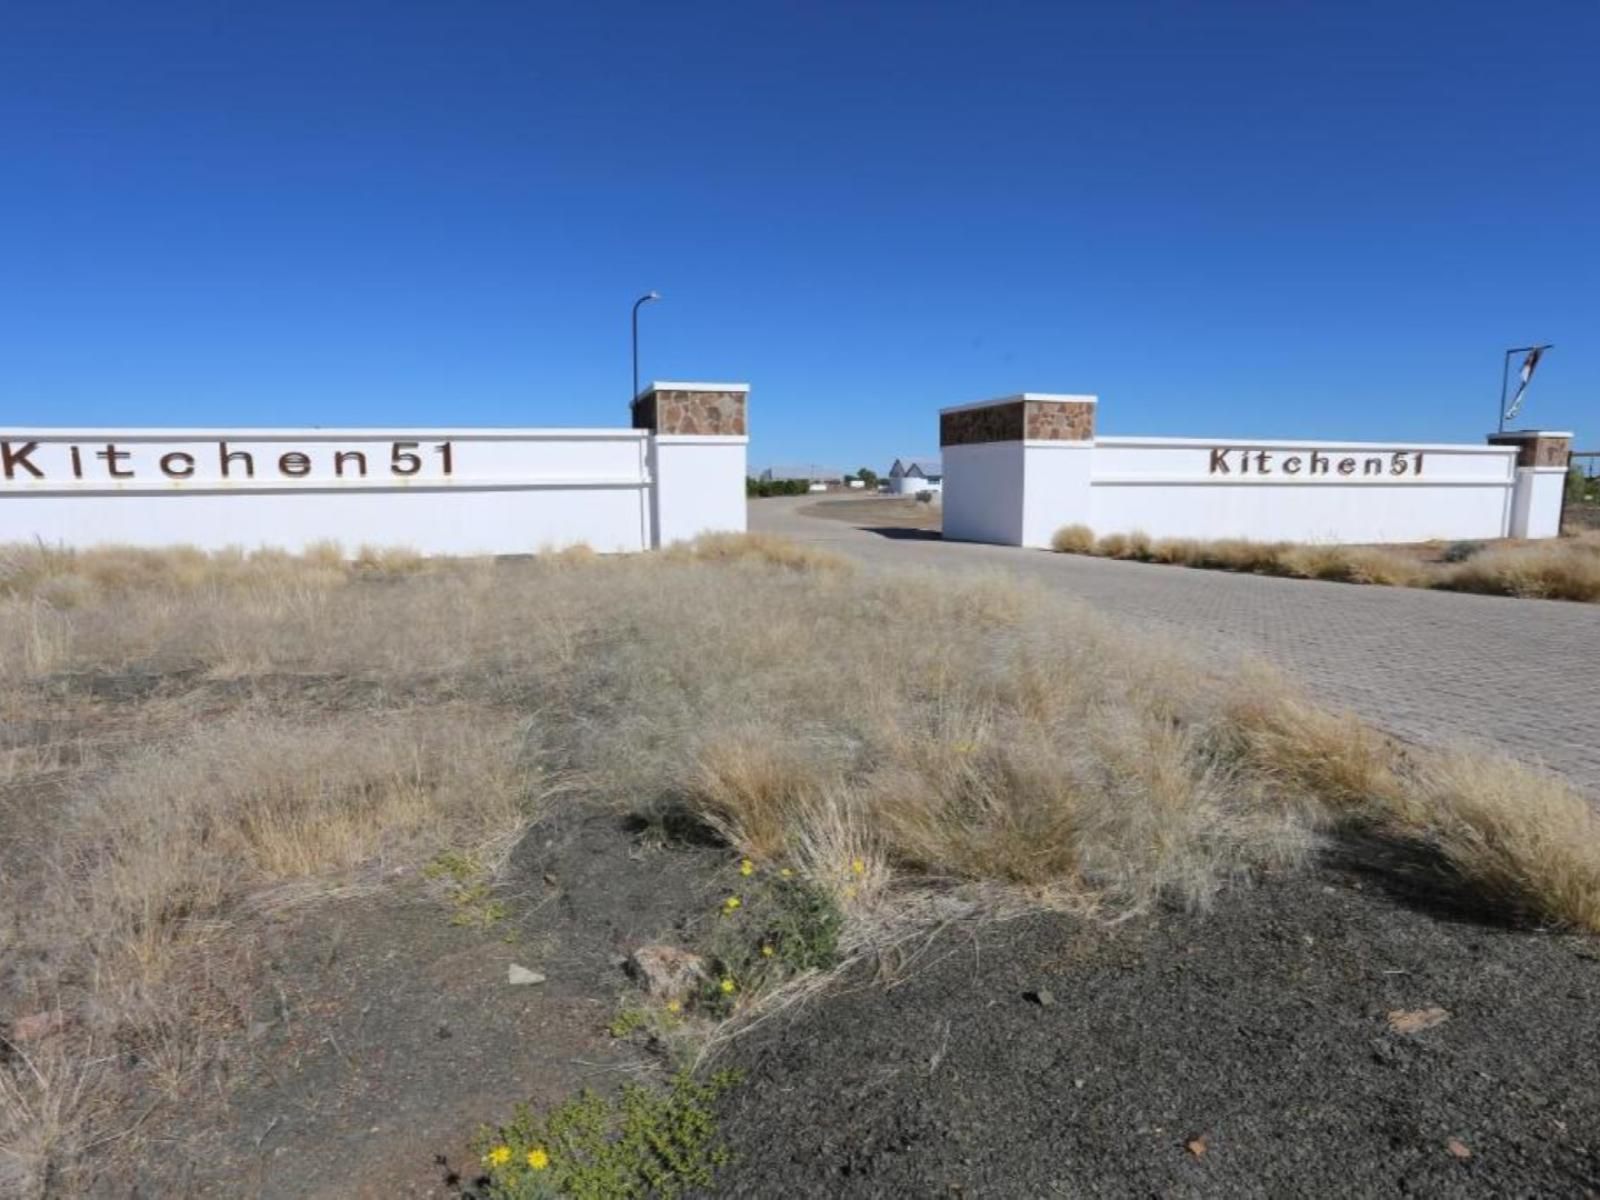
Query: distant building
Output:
[[887, 456, 943, 494], [760, 465, 845, 484]]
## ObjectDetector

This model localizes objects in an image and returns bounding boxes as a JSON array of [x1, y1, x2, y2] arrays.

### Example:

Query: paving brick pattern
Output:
[[752, 498, 1600, 793]]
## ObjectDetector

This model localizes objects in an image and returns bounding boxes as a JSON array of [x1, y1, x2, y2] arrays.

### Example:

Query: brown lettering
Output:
[[1255, 451, 1273, 473], [1, 440, 43, 480], [1283, 456, 1302, 474], [95, 444, 134, 479], [1309, 452, 1330, 475], [1363, 456, 1382, 476], [69, 445, 84, 478], [219, 442, 254, 479], [1389, 452, 1408, 476], [1414, 452, 1424, 475], [278, 451, 311, 478], [1208, 448, 1231, 475], [1337, 457, 1356, 476], [159, 451, 195, 478], [334, 450, 367, 478]]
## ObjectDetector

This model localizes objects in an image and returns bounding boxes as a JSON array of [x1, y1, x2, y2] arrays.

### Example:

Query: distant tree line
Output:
[[746, 477, 813, 497], [747, 467, 882, 498]]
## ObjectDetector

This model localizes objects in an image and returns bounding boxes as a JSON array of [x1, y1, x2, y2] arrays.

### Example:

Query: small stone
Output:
[[1387, 1006, 1450, 1035], [507, 964, 546, 986], [628, 945, 708, 1002], [11, 1011, 69, 1042], [435, 1023, 453, 1040], [1186, 1135, 1209, 1159], [1023, 988, 1055, 1007], [1447, 1137, 1472, 1160]]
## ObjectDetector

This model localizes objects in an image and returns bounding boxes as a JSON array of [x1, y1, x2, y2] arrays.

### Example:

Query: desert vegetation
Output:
[[1050, 523, 1600, 602], [3, 535, 1598, 1193]]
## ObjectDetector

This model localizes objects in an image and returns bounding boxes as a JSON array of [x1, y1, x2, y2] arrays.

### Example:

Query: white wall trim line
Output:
[[636, 381, 751, 397], [0, 428, 650, 442]]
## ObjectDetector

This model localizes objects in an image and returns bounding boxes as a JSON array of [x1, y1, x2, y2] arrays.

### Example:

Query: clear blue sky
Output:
[[3, 1, 1595, 472]]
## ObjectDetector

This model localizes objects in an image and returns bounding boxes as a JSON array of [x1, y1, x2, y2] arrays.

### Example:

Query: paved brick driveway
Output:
[[751, 497, 1600, 793]]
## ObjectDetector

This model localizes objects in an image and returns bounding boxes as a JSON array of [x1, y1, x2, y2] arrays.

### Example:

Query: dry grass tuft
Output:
[[3, 531, 1598, 1186], [1055, 526, 1600, 603], [1440, 541, 1600, 602], [63, 711, 533, 984], [1050, 524, 1095, 554], [666, 531, 854, 573]]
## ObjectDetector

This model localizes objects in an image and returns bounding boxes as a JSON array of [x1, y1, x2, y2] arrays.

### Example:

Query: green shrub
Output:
[[700, 858, 843, 1017], [1442, 540, 1485, 564], [476, 1070, 740, 1199], [744, 478, 813, 498]]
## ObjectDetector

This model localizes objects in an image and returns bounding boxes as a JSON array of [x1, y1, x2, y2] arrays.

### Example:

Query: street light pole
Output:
[[632, 291, 661, 404], [1498, 343, 1553, 433]]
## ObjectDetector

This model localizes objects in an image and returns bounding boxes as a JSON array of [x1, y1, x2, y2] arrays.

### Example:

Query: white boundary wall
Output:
[[1, 385, 750, 555], [941, 393, 1570, 549]]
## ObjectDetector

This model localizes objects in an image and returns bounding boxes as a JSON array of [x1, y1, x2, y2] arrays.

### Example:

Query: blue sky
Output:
[[3, 1, 1595, 472]]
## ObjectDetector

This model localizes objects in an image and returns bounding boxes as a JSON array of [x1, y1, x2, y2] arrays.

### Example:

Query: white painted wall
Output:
[[0, 427, 747, 554], [1022, 443, 1095, 548], [888, 475, 943, 495], [1089, 437, 1516, 544], [942, 442, 1026, 544], [1509, 467, 1567, 539], [649, 435, 749, 546], [941, 430, 1570, 549]]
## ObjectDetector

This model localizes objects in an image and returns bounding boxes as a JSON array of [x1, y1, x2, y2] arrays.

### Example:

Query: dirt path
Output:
[[752, 496, 1600, 794]]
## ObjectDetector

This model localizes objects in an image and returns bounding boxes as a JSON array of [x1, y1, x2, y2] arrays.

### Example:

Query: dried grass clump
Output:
[[1188, 538, 1292, 574], [1279, 545, 1425, 587], [4, 531, 1599, 1188], [1054, 528, 1600, 604], [57, 710, 533, 986], [1050, 524, 1095, 554], [664, 531, 854, 573], [1439, 541, 1600, 602]]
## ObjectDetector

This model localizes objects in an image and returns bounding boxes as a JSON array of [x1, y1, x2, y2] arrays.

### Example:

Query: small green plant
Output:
[[476, 1070, 740, 1199], [423, 850, 509, 929], [606, 1006, 651, 1039], [699, 859, 843, 1017]]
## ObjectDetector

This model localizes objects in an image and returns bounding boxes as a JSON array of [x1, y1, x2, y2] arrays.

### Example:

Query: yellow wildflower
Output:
[[851, 858, 866, 876], [527, 1148, 550, 1170], [722, 895, 741, 913], [739, 859, 754, 876], [666, 999, 681, 1014], [779, 868, 793, 878], [486, 1145, 512, 1167], [720, 977, 736, 994], [761, 944, 775, 958], [954, 741, 975, 755]]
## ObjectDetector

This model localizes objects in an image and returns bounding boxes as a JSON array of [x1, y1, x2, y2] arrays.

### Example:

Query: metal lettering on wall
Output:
[[0, 440, 456, 484], [1207, 449, 1425, 478]]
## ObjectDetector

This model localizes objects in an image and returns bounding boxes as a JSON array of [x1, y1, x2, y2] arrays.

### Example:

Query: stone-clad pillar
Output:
[[632, 382, 750, 547], [940, 393, 1097, 547], [1487, 430, 1571, 538]]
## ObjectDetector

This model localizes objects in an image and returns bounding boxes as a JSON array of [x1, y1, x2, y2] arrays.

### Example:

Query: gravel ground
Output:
[[708, 862, 1600, 1198]]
